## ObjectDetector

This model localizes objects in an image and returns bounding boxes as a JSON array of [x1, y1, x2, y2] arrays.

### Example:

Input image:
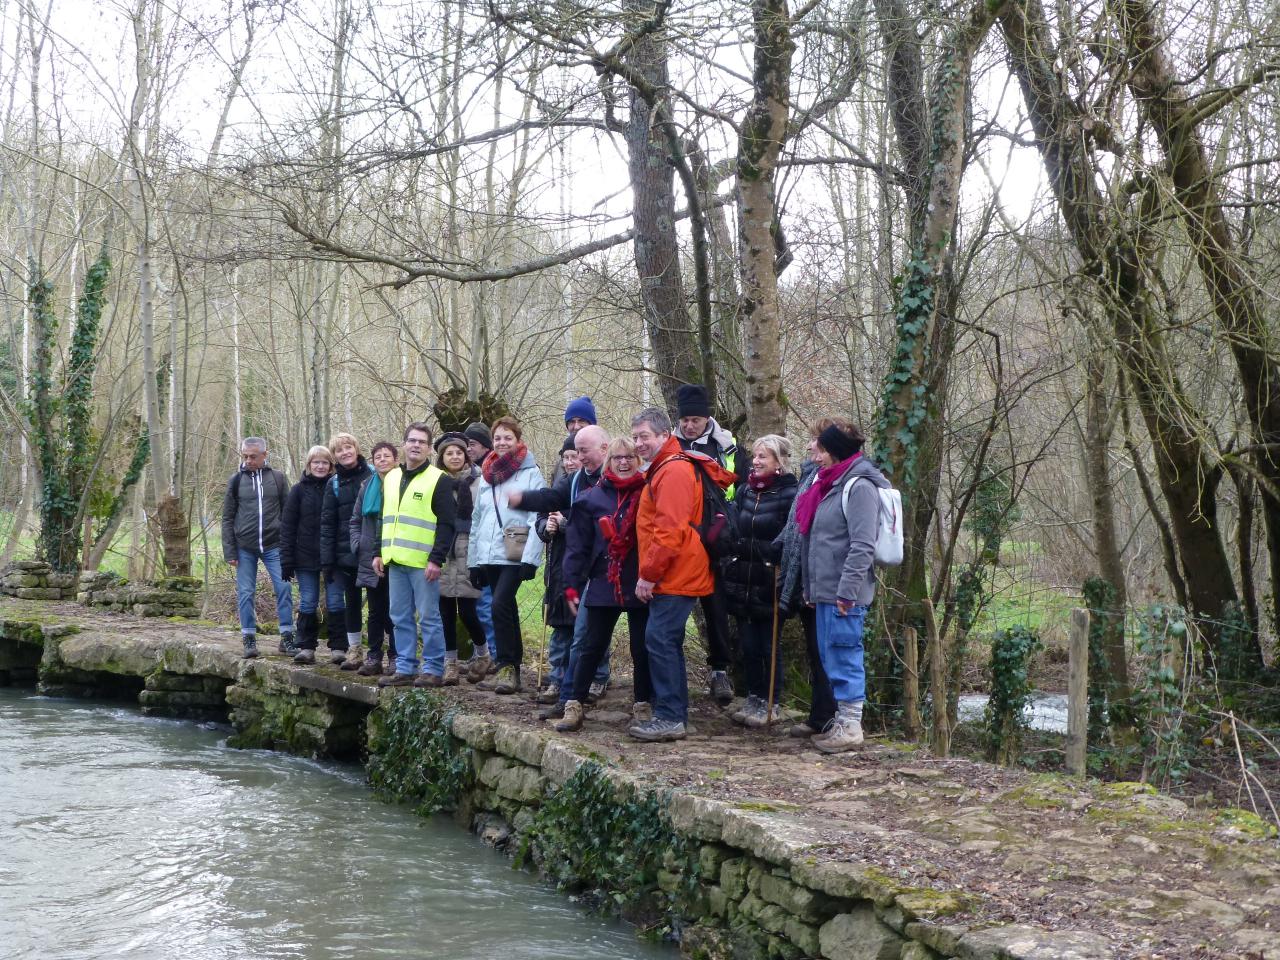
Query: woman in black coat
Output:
[[722, 435, 798, 727], [281, 445, 335, 665], [541, 438, 651, 733], [321, 433, 374, 668]]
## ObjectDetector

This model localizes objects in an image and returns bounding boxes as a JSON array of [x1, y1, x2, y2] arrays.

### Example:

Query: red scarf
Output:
[[604, 469, 646, 604], [481, 443, 528, 486], [795, 454, 861, 535], [748, 470, 781, 492]]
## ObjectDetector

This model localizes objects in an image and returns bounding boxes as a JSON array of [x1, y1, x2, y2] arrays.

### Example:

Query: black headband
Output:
[[817, 425, 862, 462]]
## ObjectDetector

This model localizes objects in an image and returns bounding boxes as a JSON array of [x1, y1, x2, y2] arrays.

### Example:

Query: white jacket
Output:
[[467, 450, 547, 568]]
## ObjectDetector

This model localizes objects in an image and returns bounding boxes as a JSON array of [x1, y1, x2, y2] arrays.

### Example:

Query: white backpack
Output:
[[841, 477, 904, 567]]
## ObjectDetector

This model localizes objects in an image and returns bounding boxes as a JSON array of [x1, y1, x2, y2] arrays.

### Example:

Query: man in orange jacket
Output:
[[630, 407, 736, 742]]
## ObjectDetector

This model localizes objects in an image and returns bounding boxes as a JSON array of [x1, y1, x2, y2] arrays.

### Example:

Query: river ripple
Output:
[[0, 689, 668, 960]]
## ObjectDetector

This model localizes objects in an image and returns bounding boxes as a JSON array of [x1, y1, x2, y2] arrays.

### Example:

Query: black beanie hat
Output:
[[560, 435, 577, 455], [817, 424, 863, 463], [435, 431, 468, 454], [676, 383, 711, 418], [463, 422, 493, 451]]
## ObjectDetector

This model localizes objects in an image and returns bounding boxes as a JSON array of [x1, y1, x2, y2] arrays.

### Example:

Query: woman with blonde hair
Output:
[[282, 445, 337, 665]]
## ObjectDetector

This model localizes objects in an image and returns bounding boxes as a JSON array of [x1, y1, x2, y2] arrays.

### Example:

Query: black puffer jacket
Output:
[[721, 472, 799, 620], [538, 513, 575, 627], [320, 458, 372, 570], [281, 473, 328, 573], [562, 477, 645, 609]]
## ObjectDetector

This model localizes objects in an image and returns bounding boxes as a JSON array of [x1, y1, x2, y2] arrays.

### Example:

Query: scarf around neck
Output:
[[604, 469, 646, 604], [794, 454, 861, 535], [748, 470, 781, 492], [482, 443, 528, 486]]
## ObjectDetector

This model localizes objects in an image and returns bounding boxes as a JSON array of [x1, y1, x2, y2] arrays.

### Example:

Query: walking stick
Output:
[[766, 565, 780, 731], [537, 599, 548, 691]]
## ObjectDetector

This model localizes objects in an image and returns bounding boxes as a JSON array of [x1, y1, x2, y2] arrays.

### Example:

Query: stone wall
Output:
[[78, 572, 201, 618], [0, 561, 77, 600], [370, 700, 1111, 960]]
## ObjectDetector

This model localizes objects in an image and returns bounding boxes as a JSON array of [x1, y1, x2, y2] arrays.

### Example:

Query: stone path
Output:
[[3, 597, 1277, 959]]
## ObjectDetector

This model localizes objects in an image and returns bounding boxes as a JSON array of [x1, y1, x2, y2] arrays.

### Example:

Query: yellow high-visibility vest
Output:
[[380, 465, 443, 567]]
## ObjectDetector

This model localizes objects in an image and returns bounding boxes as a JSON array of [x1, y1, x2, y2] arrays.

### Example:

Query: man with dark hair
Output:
[[375, 422, 457, 687], [674, 383, 741, 706], [630, 407, 735, 741], [222, 437, 294, 659]]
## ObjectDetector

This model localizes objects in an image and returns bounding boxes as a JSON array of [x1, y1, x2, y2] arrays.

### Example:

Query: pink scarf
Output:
[[794, 454, 861, 535]]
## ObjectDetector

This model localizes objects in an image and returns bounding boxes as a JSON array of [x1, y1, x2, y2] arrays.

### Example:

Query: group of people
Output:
[[220, 386, 888, 752]]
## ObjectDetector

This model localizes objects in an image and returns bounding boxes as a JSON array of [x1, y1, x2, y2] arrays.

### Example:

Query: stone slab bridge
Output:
[[0, 595, 1275, 960]]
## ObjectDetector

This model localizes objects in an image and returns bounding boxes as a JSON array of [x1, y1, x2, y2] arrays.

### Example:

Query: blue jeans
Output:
[[236, 548, 293, 637], [477, 586, 496, 649], [326, 568, 362, 635], [815, 603, 867, 704], [295, 569, 321, 613], [558, 602, 610, 694], [548, 625, 573, 687], [388, 563, 445, 677], [644, 594, 697, 724]]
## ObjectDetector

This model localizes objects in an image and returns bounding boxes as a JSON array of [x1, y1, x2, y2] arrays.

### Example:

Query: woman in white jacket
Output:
[[468, 416, 546, 694]]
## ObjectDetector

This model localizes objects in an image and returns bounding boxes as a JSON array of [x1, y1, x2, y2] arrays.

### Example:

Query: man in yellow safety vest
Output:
[[375, 421, 457, 687]]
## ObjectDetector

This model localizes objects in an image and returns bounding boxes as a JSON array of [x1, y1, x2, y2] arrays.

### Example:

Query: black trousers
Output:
[[441, 595, 484, 653], [365, 577, 395, 658], [566, 605, 651, 705], [740, 616, 782, 701], [800, 605, 835, 728], [700, 580, 734, 672], [481, 565, 524, 669]]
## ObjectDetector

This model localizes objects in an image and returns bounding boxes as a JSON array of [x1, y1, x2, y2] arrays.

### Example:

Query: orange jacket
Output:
[[637, 434, 737, 597]]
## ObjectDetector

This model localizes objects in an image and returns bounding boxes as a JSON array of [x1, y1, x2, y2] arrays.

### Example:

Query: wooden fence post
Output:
[[1067, 607, 1090, 776], [903, 626, 922, 741]]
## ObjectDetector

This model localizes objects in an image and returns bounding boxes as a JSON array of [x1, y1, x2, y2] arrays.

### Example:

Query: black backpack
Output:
[[648, 453, 738, 559]]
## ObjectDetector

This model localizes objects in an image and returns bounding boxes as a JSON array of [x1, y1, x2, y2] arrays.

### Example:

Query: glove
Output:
[[281, 566, 294, 582], [520, 562, 538, 582], [468, 568, 485, 590]]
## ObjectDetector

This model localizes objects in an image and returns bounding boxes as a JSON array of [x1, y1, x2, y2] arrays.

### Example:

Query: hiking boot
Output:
[[442, 659, 460, 686], [585, 679, 607, 705], [628, 718, 687, 743], [329, 646, 349, 666], [340, 644, 364, 671], [537, 702, 565, 721], [356, 655, 382, 677], [383, 660, 396, 676], [534, 683, 560, 705], [414, 673, 444, 688], [377, 672, 414, 688], [293, 648, 316, 665], [789, 721, 817, 738], [744, 702, 783, 729], [631, 701, 653, 723], [553, 700, 584, 732], [277, 632, 299, 656], [814, 718, 863, 753], [493, 665, 520, 695], [242, 636, 260, 659], [731, 695, 763, 724], [466, 654, 492, 683], [709, 671, 734, 706]]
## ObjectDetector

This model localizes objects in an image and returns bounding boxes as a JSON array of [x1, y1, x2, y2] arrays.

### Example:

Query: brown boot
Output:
[[356, 654, 382, 677], [466, 654, 492, 683], [492, 665, 520, 695], [442, 659, 460, 686], [340, 643, 364, 671], [553, 700, 584, 732]]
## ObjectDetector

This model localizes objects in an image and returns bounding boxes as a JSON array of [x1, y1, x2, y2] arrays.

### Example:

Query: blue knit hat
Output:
[[564, 395, 597, 426]]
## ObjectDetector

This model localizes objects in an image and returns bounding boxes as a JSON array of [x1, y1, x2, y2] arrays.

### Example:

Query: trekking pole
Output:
[[538, 599, 548, 691], [766, 564, 780, 731]]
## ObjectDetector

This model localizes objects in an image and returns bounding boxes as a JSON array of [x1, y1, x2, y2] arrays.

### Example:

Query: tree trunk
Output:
[[623, 0, 699, 411], [736, 0, 793, 437]]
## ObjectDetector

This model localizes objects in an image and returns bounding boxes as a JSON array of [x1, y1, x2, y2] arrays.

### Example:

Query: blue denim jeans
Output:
[[547, 625, 573, 687], [295, 569, 321, 613], [325, 567, 362, 635], [388, 563, 445, 677], [644, 594, 697, 723], [815, 603, 867, 704], [477, 586, 496, 649], [236, 548, 293, 637]]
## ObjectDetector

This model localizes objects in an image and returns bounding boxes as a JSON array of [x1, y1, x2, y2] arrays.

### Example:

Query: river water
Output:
[[0, 689, 668, 960]]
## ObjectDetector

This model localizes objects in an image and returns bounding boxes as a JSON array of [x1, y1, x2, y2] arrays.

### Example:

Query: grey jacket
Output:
[[800, 457, 890, 607], [221, 467, 289, 561], [349, 474, 382, 589]]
